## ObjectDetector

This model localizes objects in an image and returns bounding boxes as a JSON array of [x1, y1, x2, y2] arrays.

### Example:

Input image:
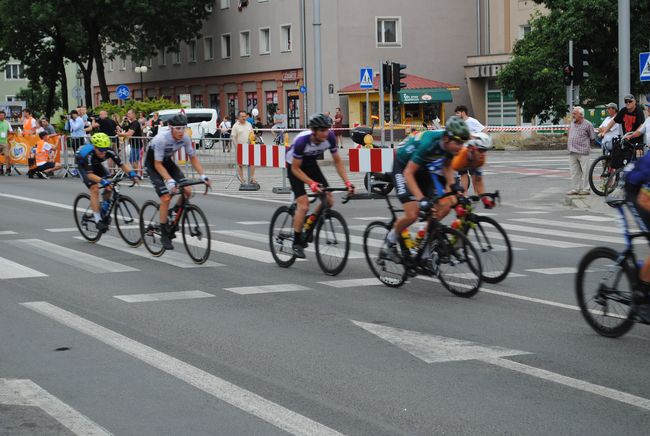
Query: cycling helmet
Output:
[[91, 132, 111, 149], [168, 114, 188, 126], [451, 145, 486, 170], [308, 113, 333, 130], [466, 132, 493, 150], [445, 116, 470, 142]]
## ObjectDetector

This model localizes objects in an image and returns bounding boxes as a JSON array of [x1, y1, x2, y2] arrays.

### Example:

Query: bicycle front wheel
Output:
[[114, 195, 141, 247], [363, 221, 407, 287], [73, 193, 101, 243], [588, 155, 610, 196], [315, 210, 350, 276], [269, 206, 297, 268], [465, 216, 512, 284], [139, 200, 165, 257], [433, 227, 482, 298], [181, 204, 211, 264], [576, 247, 635, 337]]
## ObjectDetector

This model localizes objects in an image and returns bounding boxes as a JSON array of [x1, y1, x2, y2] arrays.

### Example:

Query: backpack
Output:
[[609, 137, 633, 169]]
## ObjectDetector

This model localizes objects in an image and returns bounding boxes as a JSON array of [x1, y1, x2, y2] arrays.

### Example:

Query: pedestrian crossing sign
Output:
[[640, 52, 650, 82], [359, 68, 373, 89]]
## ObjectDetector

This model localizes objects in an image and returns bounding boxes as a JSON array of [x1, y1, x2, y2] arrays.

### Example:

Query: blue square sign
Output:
[[360, 68, 373, 89], [640, 52, 650, 82]]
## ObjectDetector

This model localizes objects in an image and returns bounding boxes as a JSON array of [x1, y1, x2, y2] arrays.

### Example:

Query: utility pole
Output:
[[313, 0, 323, 112], [567, 40, 574, 113], [300, 0, 308, 126], [379, 59, 385, 147], [619, 0, 630, 107]]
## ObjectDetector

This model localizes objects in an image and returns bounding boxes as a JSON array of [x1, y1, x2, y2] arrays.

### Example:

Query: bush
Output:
[[93, 98, 182, 117]]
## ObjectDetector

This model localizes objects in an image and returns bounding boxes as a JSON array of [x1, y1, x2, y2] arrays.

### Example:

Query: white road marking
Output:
[[479, 288, 581, 311], [509, 218, 620, 234], [513, 211, 552, 215], [0, 230, 17, 235], [212, 240, 278, 263], [0, 378, 112, 435], [224, 284, 310, 295], [114, 290, 215, 303], [352, 216, 390, 221], [499, 223, 629, 245], [484, 231, 588, 248], [81, 235, 224, 268], [0, 256, 47, 279], [318, 278, 382, 288], [236, 221, 270, 225], [526, 267, 577, 275], [46, 227, 83, 233], [21, 301, 342, 436], [567, 215, 615, 222], [0, 192, 72, 210], [6, 239, 138, 273], [353, 321, 650, 411]]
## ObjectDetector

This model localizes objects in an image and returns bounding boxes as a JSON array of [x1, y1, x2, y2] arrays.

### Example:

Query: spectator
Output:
[[22, 108, 38, 135], [28, 132, 62, 179], [138, 111, 147, 129], [455, 105, 486, 133], [333, 107, 344, 148], [118, 109, 144, 173], [624, 103, 650, 149], [77, 106, 88, 122], [597, 103, 621, 153], [92, 110, 118, 148], [0, 110, 14, 176], [567, 106, 595, 195], [149, 112, 162, 137], [246, 112, 255, 126], [219, 116, 232, 152], [65, 109, 87, 151], [111, 113, 121, 126], [271, 110, 287, 145], [38, 118, 56, 139], [231, 110, 255, 183], [601, 94, 645, 146]]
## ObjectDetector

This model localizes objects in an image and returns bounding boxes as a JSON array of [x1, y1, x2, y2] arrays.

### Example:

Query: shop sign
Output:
[[282, 70, 298, 81]]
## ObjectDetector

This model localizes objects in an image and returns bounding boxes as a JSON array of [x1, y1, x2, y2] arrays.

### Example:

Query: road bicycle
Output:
[[73, 174, 141, 246], [575, 197, 650, 337], [269, 187, 352, 275], [362, 186, 483, 297], [453, 191, 512, 284], [588, 137, 643, 196], [139, 180, 211, 264]]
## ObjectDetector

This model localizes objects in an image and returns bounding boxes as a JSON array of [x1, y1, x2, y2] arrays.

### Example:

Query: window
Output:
[[240, 31, 251, 57], [519, 24, 531, 39], [281, 24, 292, 52], [6, 95, 16, 102], [376, 17, 401, 47], [221, 34, 231, 59], [204, 36, 214, 60], [173, 46, 181, 64], [220, 0, 230, 9], [107, 58, 114, 72], [119, 58, 126, 70], [159, 48, 167, 66], [259, 28, 270, 54], [188, 40, 197, 62]]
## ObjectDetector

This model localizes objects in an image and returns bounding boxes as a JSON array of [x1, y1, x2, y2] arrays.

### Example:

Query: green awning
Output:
[[399, 89, 453, 104]]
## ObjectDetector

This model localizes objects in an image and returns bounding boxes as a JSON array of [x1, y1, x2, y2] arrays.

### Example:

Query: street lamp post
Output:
[[134, 65, 148, 101]]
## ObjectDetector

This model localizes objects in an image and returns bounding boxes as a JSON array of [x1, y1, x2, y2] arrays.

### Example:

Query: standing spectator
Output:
[[219, 116, 232, 152], [246, 112, 255, 126], [38, 118, 57, 139], [597, 103, 621, 152], [28, 132, 62, 179], [231, 110, 255, 183], [77, 106, 88, 122], [22, 108, 38, 135], [455, 105, 486, 133], [149, 112, 162, 137], [0, 110, 14, 176], [138, 111, 147, 129], [333, 107, 344, 148], [92, 110, 118, 149], [65, 109, 87, 151], [601, 94, 645, 146], [271, 110, 287, 145], [567, 106, 595, 195], [118, 109, 144, 173], [111, 113, 121, 126]]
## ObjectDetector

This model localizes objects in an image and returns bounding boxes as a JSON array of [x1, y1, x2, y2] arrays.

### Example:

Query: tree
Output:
[[498, 0, 650, 123], [16, 86, 62, 117]]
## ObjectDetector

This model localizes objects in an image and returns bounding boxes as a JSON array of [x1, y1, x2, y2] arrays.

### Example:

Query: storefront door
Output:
[[287, 91, 301, 129]]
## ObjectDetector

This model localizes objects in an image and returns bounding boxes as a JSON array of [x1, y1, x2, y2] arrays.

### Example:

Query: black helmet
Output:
[[308, 113, 332, 129], [168, 114, 188, 126]]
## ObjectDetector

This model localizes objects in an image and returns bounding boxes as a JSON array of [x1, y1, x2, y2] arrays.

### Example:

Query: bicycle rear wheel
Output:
[[465, 216, 512, 284], [73, 193, 101, 243], [114, 195, 141, 247], [576, 247, 635, 337], [363, 221, 407, 287], [588, 155, 611, 196], [269, 206, 297, 267], [139, 200, 165, 257], [603, 168, 622, 197], [181, 204, 211, 264], [315, 209, 350, 276], [433, 227, 482, 298]]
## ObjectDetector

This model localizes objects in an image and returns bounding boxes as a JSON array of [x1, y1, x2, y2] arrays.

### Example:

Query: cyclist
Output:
[[452, 132, 495, 208], [286, 113, 355, 258], [145, 114, 211, 250], [76, 132, 140, 233], [382, 116, 470, 262]]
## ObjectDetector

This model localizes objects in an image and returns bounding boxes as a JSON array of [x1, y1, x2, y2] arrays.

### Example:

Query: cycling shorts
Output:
[[146, 158, 188, 196], [77, 163, 107, 187], [288, 163, 329, 198], [392, 158, 445, 204]]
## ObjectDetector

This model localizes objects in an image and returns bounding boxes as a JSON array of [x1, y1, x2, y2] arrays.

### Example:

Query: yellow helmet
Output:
[[91, 132, 111, 149]]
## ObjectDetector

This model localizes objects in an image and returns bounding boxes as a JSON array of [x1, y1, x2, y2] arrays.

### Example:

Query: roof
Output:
[[339, 73, 460, 94]]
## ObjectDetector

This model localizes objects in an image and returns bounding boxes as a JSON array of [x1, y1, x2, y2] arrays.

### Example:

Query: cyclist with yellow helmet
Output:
[[76, 132, 140, 232]]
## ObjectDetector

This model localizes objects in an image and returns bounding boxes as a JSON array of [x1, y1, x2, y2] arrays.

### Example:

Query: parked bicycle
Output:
[[269, 187, 352, 275], [588, 137, 643, 196], [73, 174, 141, 246], [362, 184, 483, 297], [139, 180, 211, 264]]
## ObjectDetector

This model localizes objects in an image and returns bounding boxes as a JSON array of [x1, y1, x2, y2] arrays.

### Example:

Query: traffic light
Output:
[[563, 64, 574, 86], [573, 46, 589, 85], [382, 62, 392, 93], [392, 62, 407, 93]]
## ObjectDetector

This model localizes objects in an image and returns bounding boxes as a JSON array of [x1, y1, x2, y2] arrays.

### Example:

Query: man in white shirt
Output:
[[219, 116, 232, 152], [455, 105, 486, 133], [230, 110, 255, 183], [598, 102, 621, 152]]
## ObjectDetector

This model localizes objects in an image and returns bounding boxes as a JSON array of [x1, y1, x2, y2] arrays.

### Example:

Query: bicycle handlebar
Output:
[[467, 191, 500, 203], [177, 180, 210, 195], [308, 187, 354, 204]]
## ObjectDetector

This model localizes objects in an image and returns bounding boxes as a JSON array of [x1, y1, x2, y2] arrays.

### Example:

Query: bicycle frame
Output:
[[167, 181, 209, 228]]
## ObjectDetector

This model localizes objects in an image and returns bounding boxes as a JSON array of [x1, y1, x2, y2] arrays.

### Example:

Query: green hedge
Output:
[[93, 98, 182, 117]]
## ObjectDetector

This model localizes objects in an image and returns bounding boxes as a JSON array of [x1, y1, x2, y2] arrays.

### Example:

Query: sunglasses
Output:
[[171, 126, 187, 131], [625, 99, 634, 103]]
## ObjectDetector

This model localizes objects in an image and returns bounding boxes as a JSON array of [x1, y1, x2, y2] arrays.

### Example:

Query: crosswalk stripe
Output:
[[46, 227, 82, 233], [0, 256, 47, 279], [236, 221, 270, 225], [499, 223, 628, 245], [223, 284, 310, 295], [352, 216, 389, 221], [509, 218, 619, 234], [567, 215, 615, 222], [526, 267, 577, 275], [318, 278, 382, 288], [6, 239, 138, 273], [484, 231, 588, 248], [0, 231, 17, 235], [114, 290, 215, 303], [513, 211, 552, 215], [82, 235, 224, 268]]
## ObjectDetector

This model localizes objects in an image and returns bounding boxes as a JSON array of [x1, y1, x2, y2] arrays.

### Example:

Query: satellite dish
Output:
[[251, 108, 259, 117]]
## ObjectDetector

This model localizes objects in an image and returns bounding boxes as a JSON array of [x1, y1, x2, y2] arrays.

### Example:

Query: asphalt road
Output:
[[1, 150, 649, 435]]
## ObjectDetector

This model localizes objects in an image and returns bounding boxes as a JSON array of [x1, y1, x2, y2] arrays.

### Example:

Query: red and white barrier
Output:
[[348, 148, 395, 173], [236, 143, 286, 167]]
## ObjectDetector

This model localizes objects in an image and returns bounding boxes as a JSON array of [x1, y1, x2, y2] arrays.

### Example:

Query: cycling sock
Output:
[[94, 213, 101, 223], [294, 231, 302, 246], [387, 230, 397, 244]]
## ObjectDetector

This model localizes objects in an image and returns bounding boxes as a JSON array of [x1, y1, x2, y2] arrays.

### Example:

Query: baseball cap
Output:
[[605, 102, 618, 110], [624, 94, 635, 101]]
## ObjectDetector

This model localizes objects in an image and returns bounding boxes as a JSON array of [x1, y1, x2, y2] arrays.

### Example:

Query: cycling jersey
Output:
[[395, 130, 451, 167], [76, 143, 122, 171], [625, 153, 650, 190], [145, 128, 196, 165], [286, 130, 338, 165]]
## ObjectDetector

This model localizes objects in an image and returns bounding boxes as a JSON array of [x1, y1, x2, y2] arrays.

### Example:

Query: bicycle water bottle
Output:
[[414, 229, 426, 247], [303, 214, 317, 232], [401, 229, 415, 250]]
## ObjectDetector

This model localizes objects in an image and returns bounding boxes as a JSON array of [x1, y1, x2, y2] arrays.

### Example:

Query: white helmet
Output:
[[466, 132, 493, 150], [251, 108, 259, 117]]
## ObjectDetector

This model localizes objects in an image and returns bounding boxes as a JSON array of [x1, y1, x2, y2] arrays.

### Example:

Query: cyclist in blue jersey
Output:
[[381, 116, 470, 262], [145, 114, 211, 250], [286, 113, 355, 258], [76, 132, 140, 233]]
